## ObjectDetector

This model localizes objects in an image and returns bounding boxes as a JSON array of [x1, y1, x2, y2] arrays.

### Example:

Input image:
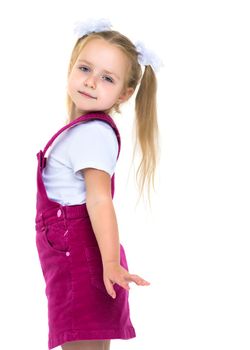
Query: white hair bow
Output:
[[73, 18, 112, 37], [73, 18, 163, 73], [134, 40, 164, 73]]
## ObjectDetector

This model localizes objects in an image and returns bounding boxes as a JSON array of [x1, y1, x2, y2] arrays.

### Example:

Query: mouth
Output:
[[78, 91, 97, 99]]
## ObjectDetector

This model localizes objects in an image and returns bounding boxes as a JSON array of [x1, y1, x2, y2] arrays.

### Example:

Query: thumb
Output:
[[104, 279, 116, 299]]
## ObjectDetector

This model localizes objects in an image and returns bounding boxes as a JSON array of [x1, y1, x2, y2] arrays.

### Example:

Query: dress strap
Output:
[[42, 112, 121, 159]]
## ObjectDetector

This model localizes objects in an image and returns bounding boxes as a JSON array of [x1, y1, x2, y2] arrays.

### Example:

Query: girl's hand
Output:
[[103, 262, 150, 299]]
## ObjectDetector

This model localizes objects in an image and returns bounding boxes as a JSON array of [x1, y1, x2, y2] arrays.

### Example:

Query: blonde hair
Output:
[[65, 31, 159, 206]]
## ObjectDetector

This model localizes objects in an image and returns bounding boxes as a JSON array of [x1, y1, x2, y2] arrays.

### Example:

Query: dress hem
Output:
[[48, 326, 136, 349]]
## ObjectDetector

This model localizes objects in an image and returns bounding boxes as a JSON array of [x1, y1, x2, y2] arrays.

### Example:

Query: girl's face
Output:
[[68, 38, 134, 118]]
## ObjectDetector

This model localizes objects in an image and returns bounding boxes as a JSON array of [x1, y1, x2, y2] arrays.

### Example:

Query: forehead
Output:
[[77, 38, 129, 75]]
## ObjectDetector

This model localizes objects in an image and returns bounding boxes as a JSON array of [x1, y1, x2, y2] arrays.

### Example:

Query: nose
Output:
[[84, 74, 96, 89]]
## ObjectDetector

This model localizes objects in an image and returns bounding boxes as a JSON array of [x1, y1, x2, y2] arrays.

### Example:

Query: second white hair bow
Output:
[[134, 40, 164, 73], [73, 18, 163, 73]]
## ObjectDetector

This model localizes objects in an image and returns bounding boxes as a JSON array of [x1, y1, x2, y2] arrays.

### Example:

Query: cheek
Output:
[[67, 81, 73, 96], [103, 84, 121, 96], [68, 70, 80, 87], [67, 75, 77, 95]]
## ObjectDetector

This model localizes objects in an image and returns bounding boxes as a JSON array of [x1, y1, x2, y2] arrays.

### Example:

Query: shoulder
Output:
[[67, 119, 118, 150], [69, 120, 116, 139], [69, 119, 115, 137]]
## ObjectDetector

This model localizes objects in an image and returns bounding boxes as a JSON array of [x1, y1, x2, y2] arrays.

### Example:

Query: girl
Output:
[[35, 18, 161, 350]]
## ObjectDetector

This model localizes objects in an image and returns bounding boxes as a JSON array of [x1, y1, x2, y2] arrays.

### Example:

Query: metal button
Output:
[[57, 209, 62, 217], [66, 251, 70, 256]]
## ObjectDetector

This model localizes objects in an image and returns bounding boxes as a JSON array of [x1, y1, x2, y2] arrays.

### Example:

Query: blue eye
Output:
[[103, 76, 114, 83], [79, 66, 89, 72]]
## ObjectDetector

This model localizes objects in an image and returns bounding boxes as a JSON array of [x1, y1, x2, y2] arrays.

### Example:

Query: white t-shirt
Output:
[[42, 120, 119, 205]]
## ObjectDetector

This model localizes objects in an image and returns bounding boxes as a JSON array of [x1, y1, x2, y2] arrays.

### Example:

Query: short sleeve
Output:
[[67, 120, 119, 177]]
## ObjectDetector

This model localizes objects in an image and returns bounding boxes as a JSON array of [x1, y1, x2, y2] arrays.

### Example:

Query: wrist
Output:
[[103, 259, 120, 266]]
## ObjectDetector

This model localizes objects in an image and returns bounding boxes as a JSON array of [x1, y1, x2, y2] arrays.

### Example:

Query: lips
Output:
[[78, 91, 97, 99]]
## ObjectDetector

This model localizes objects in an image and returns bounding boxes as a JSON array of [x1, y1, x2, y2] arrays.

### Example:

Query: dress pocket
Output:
[[43, 221, 70, 254], [84, 245, 108, 294], [84, 245, 125, 295]]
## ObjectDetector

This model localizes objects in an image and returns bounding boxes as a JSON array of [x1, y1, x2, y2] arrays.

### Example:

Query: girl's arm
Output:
[[82, 167, 150, 298], [82, 167, 120, 265]]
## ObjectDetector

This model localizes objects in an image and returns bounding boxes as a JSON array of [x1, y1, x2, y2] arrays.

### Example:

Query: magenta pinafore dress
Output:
[[35, 111, 136, 349]]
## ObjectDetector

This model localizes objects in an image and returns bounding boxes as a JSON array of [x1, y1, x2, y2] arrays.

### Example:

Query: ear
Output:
[[118, 87, 134, 104]]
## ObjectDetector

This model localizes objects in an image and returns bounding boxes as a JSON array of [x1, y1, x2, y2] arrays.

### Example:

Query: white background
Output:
[[0, 0, 249, 349]]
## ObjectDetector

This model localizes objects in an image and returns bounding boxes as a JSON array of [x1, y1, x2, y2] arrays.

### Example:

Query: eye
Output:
[[103, 75, 114, 83], [79, 66, 90, 72]]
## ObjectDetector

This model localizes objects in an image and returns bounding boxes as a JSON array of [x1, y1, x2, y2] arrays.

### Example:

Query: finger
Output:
[[126, 274, 151, 286], [115, 279, 130, 291], [104, 278, 116, 299]]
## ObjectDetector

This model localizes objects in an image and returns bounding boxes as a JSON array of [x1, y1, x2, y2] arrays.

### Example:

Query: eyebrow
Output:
[[77, 59, 120, 80]]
